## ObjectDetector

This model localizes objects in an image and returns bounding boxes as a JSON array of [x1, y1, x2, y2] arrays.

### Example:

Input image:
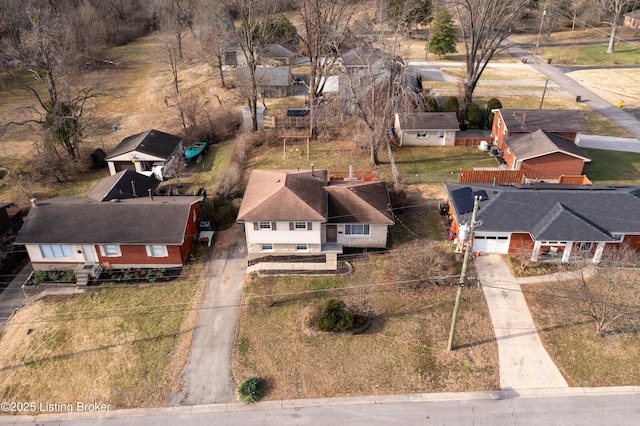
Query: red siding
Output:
[[519, 153, 585, 179], [508, 233, 534, 256], [97, 245, 183, 265], [623, 235, 640, 249], [181, 203, 201, 260]]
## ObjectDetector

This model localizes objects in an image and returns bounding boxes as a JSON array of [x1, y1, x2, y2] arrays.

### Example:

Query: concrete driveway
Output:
[[474, 254, 568, 390], [167, 223, 247, 405]]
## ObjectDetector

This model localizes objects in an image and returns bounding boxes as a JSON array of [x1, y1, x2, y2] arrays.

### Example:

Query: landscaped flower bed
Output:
[[93, 267, 182, 285]]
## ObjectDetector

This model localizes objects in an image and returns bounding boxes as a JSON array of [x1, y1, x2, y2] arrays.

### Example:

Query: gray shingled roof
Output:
[[506, 129, 591, 162], [237, 170, 328, 222], [236, 66, 291, 87], [396, 112, 460, 131], [86, 170, 160, 202], [499, 109, 587, 133], [445, 183, 640, 241], [326, 181, 394, 224], [15, 196, 202, 245], [105, 129, 182, 160]]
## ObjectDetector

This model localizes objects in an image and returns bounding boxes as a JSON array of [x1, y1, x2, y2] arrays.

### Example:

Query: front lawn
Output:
[[582, 148, 640, 183]]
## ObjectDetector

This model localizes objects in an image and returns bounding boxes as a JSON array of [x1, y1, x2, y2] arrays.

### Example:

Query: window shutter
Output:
[[253, 222, 259, 231], [307, 222, 312, 230], [289, 222, 294, 230], [271, 222, 277, 230]]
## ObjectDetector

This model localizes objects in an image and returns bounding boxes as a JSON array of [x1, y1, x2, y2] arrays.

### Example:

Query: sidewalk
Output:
[[474, 254, 568, 390]]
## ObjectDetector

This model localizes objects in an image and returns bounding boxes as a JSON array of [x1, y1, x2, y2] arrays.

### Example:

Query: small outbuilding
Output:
[[393, 112, 460, 146]]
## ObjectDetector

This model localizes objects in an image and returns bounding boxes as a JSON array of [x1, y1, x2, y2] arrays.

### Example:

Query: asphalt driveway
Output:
[[167, 223, 247, 405]]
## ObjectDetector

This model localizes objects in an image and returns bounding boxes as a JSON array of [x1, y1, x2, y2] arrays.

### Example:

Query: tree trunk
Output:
[[607, 22, 617, 54], [216, 54, 226, 88]]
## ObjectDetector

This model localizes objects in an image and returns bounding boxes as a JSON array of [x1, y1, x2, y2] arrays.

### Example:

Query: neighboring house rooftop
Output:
[[445, 183, 640, 241], [106, 129, 182, 160], [497, 109, 587, 133], [326, 181, 394, 224], [86, 170, 160, 202], [340, 46, 386, 67], [236, 66, 291, 87], [262, 43, 294, 59], [15, 196, 202, 246], [506, 129, 591, 162], [237, 170, 328, 222], [396, 112, 460, 131]]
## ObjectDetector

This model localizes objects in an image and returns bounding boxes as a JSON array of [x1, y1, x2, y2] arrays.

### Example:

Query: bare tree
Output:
[[220, 0, 280, 132], [1, 6, 106, 163], [297, 0, 359, 139], [553, 246, 640, 337], [602, 0, 635, 53], [453, 0, 530, 103], [194, 1, 235, 88], [157, 0, 196, 60]]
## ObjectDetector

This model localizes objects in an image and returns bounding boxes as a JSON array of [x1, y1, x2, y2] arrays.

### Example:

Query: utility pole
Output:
[[533, 5, 547, 63], [539, 79, 549, 110], [448, 196, 481, 351]]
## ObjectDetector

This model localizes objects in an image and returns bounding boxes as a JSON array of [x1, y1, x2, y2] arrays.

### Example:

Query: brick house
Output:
[[444, 183, 640, 263]]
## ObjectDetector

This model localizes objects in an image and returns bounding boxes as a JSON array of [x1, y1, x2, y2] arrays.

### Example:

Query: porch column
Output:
[[562, 241, 573, 263], [593, 242, 606, 264], [531, 240, 542, 262]]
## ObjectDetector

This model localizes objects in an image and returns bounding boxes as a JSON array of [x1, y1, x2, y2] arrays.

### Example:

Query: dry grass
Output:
[[566, 69, 640, 113], [232, 244, 499, 400], [524, 280, 640, 386], [0, 250, 207, 412]]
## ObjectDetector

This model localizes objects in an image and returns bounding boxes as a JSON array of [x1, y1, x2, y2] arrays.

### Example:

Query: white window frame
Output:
[[40, 244, 73, 259], [497, 117, 502, 128], [295, 243, 308, 252], [294, 221, 307, 230], [438, 131, 445, 138], [146, 245, 169, 257], [344, 224, 370, 236], [417, 131, 427, 138], [261, 243, 274, 252], [100, 244, 122, 257], [259, 221, 272, 230]]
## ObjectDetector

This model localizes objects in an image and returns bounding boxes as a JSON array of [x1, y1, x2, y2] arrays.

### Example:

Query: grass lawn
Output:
[[536, 43, 640, 66], [232, 211, 499, 399], [582, 148, 640, 183], [0, 249, 207, 411], [524, 280, 640, 387], [391, 146, 498, 183]]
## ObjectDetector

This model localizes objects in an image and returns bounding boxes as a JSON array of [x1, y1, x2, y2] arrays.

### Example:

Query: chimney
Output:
[[521, 113, 527, 127], [30, 198, 37, 208], [131, 181, 137, 197], [311, 163, 315, 177], [148, 188, 153, 201]]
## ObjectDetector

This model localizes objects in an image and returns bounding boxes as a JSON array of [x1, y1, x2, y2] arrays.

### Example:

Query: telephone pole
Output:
[[448, 196, 481, 351]]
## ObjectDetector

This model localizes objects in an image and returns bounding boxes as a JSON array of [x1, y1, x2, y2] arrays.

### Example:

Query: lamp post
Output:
[[534, 7, 547, 63]]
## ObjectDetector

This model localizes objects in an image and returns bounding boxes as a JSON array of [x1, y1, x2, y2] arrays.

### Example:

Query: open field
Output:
[[0, 249, 207, 412], [524, 279, 640, 387], [566, 69, 640, 117]]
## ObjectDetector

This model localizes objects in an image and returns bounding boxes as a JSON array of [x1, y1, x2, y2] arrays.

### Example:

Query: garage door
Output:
[[472, 235, 510, 253]]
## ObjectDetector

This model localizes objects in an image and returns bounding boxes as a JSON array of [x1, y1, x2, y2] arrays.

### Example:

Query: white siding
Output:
[[399, 130, 456, 146], [244, 220, 323, 253]]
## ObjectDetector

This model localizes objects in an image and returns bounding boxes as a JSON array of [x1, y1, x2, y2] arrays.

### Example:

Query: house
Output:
[[500, 129, 591, 179], [106, 129, 184, 181], [236, 66, 291, 98], [15, 172, 203, 280], [490, 109, 586, 151], [261, 43, 295, 65], [624, 10, 640, 30], [236, 169, 394, 271], [393, 112, 460, 146], [444, 183, 640, 264]]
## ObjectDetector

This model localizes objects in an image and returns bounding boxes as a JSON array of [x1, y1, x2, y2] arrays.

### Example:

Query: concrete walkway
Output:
[[167, 224, 247, 406], [474, 254, 568, 390]]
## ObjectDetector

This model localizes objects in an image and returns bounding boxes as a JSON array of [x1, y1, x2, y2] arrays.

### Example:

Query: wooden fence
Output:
[[263, 116, 309, 129], [459, 169, 525, 184], [454, 137, 487, 147]]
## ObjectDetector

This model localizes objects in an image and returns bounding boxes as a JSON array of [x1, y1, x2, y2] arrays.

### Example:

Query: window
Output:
[[101, 244, 121, 257], [294, 222, 307, 230], [417, 131, 427, 138], [438, 131, 445, 138], [579, 242, 593, 252], [295, 243, 308, 252], [146, 245, 168, 257], [261, 243, 274, 251], [259, 222, 271, 230], [344, 224, 370, 235], [40, 244, 73, 259]]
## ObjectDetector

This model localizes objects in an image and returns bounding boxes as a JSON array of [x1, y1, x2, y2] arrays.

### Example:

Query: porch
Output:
[[530, 241, 606, 264]]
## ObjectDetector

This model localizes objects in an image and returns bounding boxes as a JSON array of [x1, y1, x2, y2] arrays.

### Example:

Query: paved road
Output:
[[7, 387, 640, 425], [0, 263, 31, 334], [167, 224, 247, 406], [475, 254, 568, 390]]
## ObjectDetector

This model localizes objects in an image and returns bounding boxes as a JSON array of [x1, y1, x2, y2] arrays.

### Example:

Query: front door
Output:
[[82, 245, 96, 262], [326, 225, 337, 243]]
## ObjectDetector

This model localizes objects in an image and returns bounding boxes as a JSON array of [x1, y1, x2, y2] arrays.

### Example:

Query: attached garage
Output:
[[472, 234, 510, 253]]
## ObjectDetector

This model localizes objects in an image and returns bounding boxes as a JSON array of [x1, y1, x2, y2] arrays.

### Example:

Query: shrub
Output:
[[465, 102, 482, 129], [486, 98, 502, 128], [237, 376, 265, 404], [444, 96, 459, 119], [317, 299, 355, 332]]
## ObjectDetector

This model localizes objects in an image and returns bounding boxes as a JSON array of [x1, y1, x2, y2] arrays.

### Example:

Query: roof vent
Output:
[[30, 198, 37, 208]]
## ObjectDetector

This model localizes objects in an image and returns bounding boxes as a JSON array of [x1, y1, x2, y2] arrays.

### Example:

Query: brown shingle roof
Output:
[[396, 112, 460, 131], [499, 109, 587, 133], [326, 181, 394, 224], [236, 170, 328, 222], [506, 129, 591, 162]]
